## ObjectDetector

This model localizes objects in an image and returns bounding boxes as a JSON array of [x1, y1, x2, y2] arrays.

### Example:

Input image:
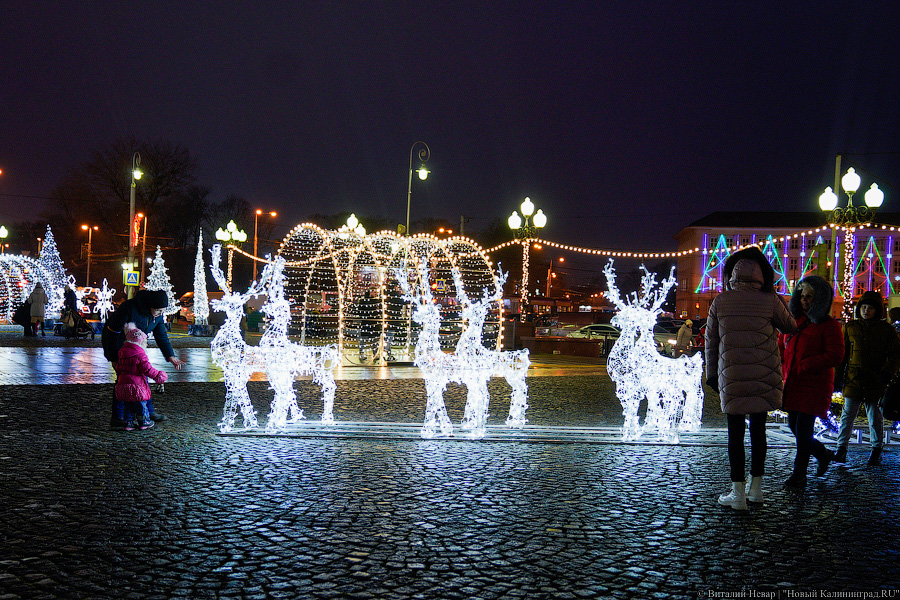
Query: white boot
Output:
[[746, 476, 764, 504], [718, 482, 748, 510]]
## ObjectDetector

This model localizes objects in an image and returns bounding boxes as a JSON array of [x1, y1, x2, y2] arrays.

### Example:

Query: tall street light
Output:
[[547, 256, 563, 298], [406, 141, 430, 235], [507, 197, 548, 319], [0, 225, 8, 254], [253, 209, 277, 282], [215, 220, 247, 289], [818, 166, 885, 320], [126, 152, 142, 298], [81, 225, 98, 286]]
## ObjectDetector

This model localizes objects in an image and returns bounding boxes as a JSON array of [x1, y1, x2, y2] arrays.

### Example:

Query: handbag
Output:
[[13, 300, 32, 327], [880, 377, 900, 421], [63, 310, 76, 328]]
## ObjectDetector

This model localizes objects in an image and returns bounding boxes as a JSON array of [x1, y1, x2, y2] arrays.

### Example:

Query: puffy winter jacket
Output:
[[705, 259, 796, 414], [838, 291, 900, 404], [778, 275, 844, 419], [114, 342, 168, 402]]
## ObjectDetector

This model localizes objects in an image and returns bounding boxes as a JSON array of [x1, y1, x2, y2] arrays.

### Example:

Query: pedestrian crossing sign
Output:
[[434, 279, 446, 292], [124, 271, 140, 286]]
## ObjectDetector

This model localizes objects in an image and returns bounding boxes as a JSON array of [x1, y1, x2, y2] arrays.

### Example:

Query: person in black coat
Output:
[[102, 290, 186, 428]]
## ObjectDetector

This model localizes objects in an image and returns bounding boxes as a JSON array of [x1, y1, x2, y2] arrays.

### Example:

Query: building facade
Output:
[[675, 211, 900, 319]]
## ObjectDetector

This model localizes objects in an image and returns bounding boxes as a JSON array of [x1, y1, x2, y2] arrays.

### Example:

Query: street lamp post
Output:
[[0, 225, 8, 254], [253, 209, 277, 282], [507, 197, 548, 319], [81, 225, 98, 285], [818, 166, 885, 320], [406, 141, 430, 235], [126, 152, 142, 298], [215, 220, 247, 290], [547, 257, 563, 297]]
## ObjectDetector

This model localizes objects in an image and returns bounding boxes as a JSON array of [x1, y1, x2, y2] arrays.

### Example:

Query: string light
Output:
[[145, 246, 179, 316], [192, 231, 210, 325]]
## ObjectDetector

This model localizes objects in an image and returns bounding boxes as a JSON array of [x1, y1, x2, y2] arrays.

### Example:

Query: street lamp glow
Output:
[[533, 209, 547, 228], [507, 211, 522, 230], [865, 183, 884, 208], [520, 197, 535, 217], [818, 187, 838, 211], [406, 141, 431, 235], [417, 166, 429, 181], [841, 167, 861, 194]]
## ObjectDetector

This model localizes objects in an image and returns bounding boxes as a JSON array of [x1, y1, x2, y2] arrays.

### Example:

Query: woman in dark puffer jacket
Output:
[[706, 247, 796, 510], [779, 276, 844, 488]]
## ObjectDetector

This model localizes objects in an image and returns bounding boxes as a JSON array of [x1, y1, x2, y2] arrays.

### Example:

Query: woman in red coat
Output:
[[779, 275, 844, 488]]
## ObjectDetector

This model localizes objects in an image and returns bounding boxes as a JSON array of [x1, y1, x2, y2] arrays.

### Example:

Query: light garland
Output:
[[276, 224, 500, 365], [193, 231, 210, 325], [604, 260, 704, 443], [38, 225, 68, 316], [145, 246, 178, 316], [0, 254, 49, 322]]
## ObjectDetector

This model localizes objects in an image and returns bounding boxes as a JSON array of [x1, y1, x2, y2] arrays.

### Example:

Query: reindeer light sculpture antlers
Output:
[[604, 259, 703, 442]]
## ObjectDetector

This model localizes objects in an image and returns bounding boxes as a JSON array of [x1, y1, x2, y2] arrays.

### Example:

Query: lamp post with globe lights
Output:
[[0, 225, 8, 254], [818, 166, 885, 320], [507, 197, 548, 319], [215, 220, 248, 289]]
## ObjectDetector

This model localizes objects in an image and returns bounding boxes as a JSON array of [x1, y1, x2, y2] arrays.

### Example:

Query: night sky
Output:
[[2, 2, 899, 253]]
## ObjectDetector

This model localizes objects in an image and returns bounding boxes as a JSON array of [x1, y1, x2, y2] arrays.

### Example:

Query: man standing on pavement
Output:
[[102, 289, 186, 428]]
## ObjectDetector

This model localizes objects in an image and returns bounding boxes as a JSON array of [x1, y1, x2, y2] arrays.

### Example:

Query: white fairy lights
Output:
[[397, 260, 530, 439], [192, 231, 210, 325], [95, 278, 116, 321], [603, 260, 704, 443], [209, 245, 338, 433], [145, 246, 178, 316]]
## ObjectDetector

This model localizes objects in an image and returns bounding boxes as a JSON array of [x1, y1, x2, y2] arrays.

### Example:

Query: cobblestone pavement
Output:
[[1, 331, 899, 598]]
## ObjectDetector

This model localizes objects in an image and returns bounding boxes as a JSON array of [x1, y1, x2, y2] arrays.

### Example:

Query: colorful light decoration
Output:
[[0, 254, 53, 322], [604, 260, 704, 443], [38, 225, 68, 316]]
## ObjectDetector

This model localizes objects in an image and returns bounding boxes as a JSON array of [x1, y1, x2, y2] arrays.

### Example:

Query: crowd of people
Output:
[[705, 247, 899, 511]]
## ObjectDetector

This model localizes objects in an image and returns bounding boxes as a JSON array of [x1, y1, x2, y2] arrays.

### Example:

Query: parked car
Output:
[[177, 291, 226, 322], [653, 325, 679, 356], [566, 323, 621, 340]]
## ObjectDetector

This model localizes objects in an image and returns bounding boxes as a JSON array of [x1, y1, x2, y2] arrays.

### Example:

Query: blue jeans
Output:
[[836, 396, 883, 449]]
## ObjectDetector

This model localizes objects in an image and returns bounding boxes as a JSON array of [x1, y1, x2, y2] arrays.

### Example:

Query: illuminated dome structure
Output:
[[0, 255, 55, 323], [276, 224, 502, 365]]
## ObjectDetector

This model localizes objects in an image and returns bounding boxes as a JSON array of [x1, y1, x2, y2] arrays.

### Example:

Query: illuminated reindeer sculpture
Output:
[[603, 260, 703, 443], [258, 254, 339, 432], [396, 261, 530, 439], [451, 266, 530, 436], [210, 244, 267, 432]]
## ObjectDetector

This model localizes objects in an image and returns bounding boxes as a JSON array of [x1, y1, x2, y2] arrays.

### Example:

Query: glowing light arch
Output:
[[0, 255, 58, 323], [274, 224, 500, 364]]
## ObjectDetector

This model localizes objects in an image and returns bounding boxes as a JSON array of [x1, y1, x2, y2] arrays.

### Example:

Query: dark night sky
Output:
[[2, 2, 899, 252]]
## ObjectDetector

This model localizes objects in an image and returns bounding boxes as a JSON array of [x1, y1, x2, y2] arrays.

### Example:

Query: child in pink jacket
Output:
[[115, 323, 168, 431]]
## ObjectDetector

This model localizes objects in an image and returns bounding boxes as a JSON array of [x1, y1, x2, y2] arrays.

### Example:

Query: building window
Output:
[[741, 236, 750, 246], [894, 261, 900, 275], [790, 238, 800, 250], [873, 260, 884, 274], [725, 236, 733, 247], [789, 258, 799, 271]]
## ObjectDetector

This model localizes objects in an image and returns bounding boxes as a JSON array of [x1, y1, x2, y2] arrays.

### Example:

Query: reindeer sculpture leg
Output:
[[459, 374, 490, 438], [502, 352, 530, 429], [215, 347, 257, 432], [422, 376, 453, 438]]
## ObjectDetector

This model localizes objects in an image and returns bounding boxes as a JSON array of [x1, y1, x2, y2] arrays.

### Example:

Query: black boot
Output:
[[833, 446, 848, 463], [784, 473, 807, 488], [868, 447, 883, 466], [816, 450, 835, 477]]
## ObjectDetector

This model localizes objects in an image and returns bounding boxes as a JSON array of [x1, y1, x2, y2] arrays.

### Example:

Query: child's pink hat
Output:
[[124, 323, 147, 345]]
